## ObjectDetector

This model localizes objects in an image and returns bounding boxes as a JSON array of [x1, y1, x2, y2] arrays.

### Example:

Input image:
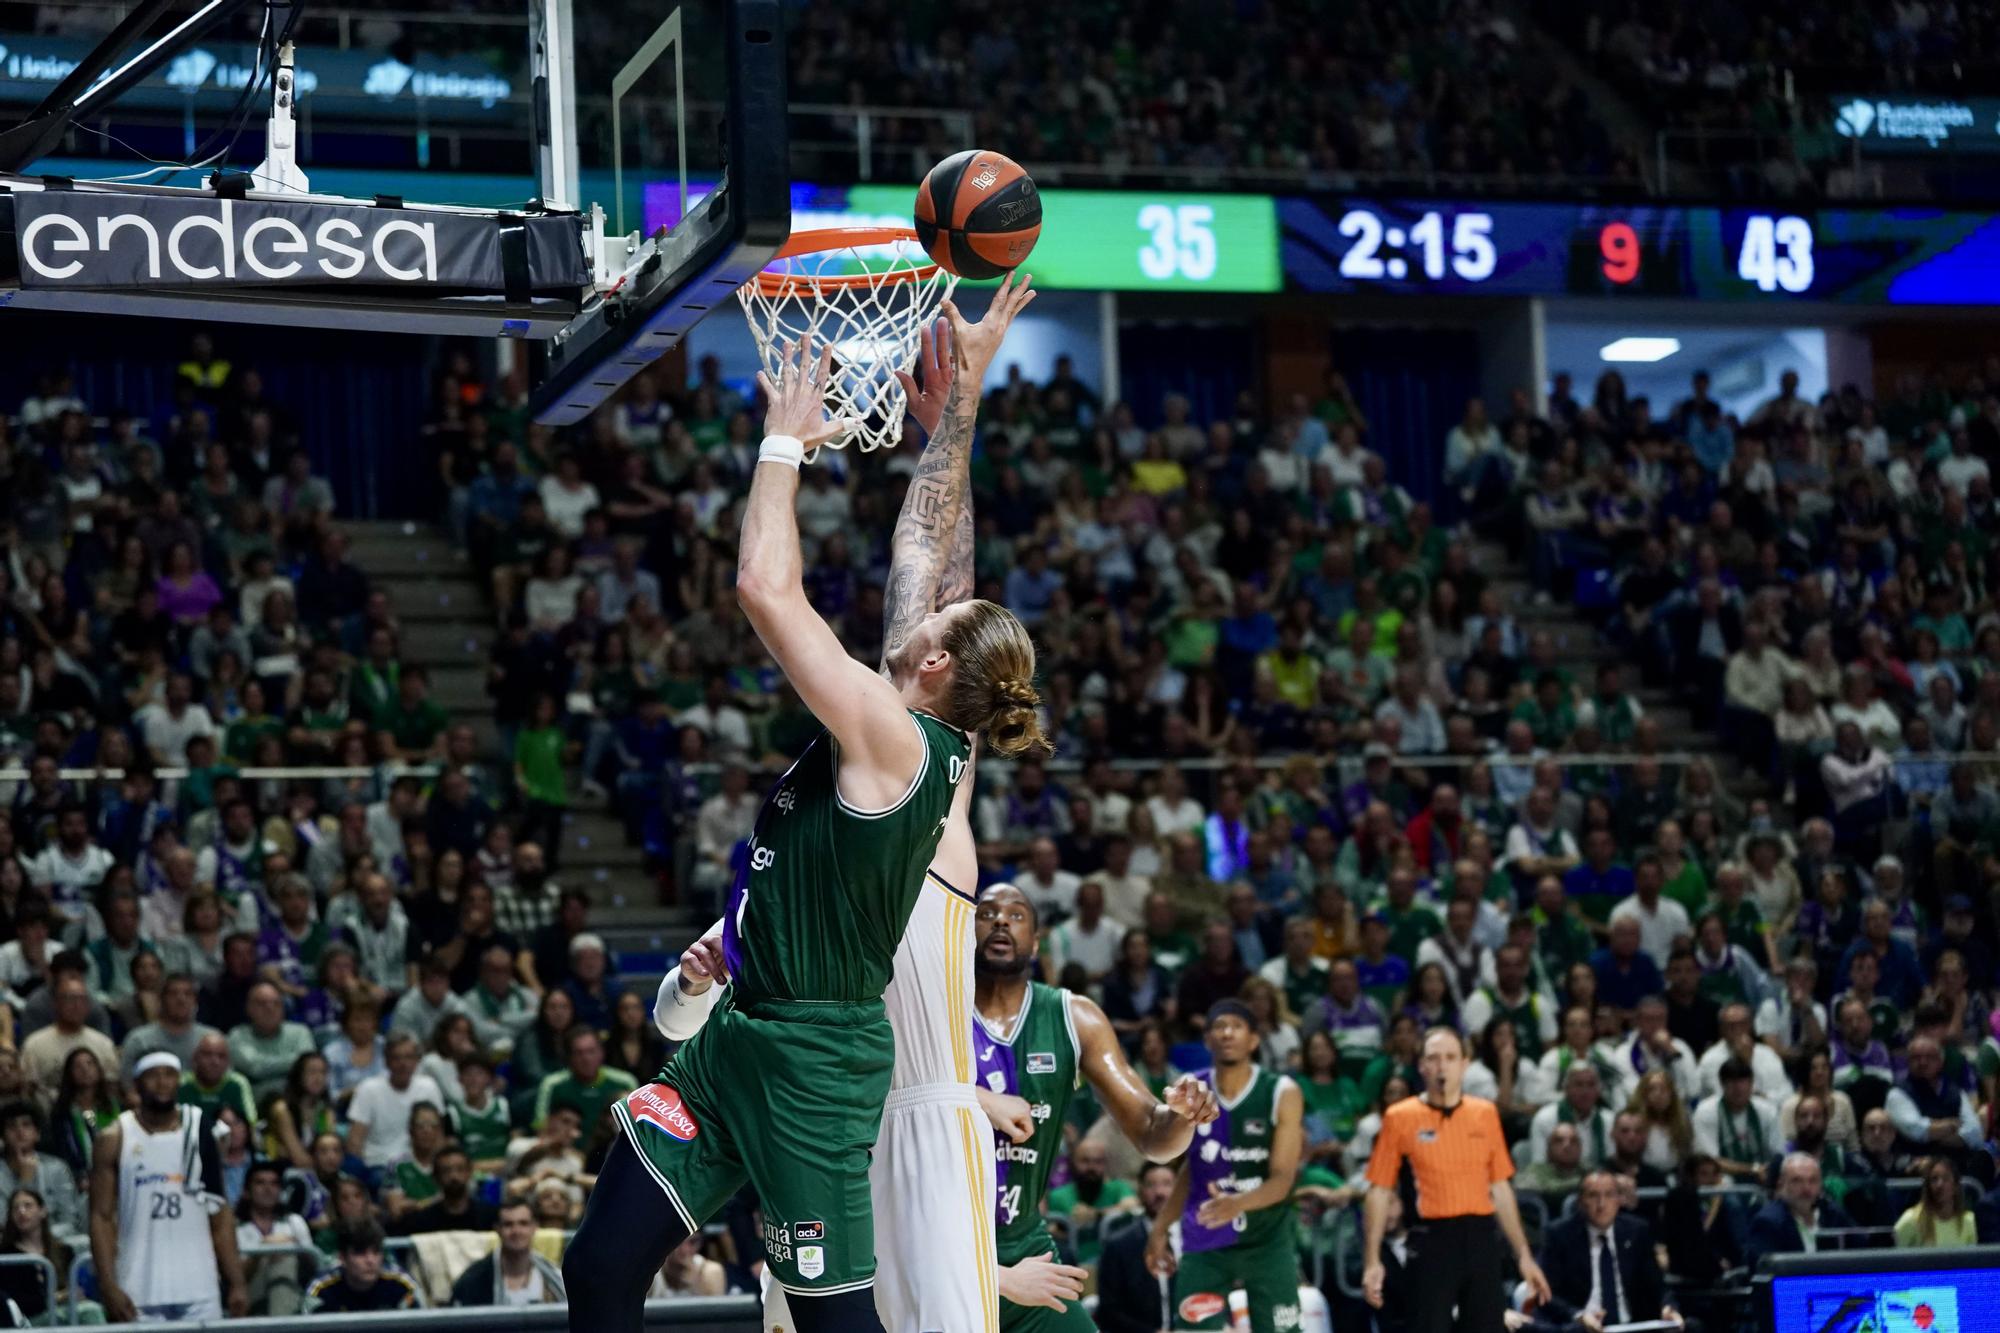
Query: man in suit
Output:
[[1096, 1162, 1176, 1333], [1745, 1153, 1858, 1269], [1536, 1170, 1679, 1329]]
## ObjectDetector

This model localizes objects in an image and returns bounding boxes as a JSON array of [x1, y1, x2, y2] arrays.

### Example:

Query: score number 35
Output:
[[1138, 203, 1218, 282], [1737, 215, 1814, 294]]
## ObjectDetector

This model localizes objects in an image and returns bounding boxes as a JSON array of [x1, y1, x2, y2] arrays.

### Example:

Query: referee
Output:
[[1363, 1027, 1550, 1332]]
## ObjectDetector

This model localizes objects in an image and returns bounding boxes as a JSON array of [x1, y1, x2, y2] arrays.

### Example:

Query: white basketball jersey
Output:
[[114, 1109, 224, 1310], [883, 869, 977, 1090]]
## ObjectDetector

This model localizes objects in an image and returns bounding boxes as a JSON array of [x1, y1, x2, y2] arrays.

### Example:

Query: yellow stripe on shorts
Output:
[[955, 1105, 999, 1333]]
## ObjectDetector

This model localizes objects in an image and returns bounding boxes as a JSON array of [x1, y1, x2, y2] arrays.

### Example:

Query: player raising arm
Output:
[[567, 336, 1043, 1333]]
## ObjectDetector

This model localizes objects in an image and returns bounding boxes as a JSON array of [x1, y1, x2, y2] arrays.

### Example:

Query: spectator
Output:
[[449, 1199, 566, 1305], [345, 1036, 444, 1171], [1529, 1063, 1615, 1169], [303, 1219, 419, 1313], [229, 981, 317, 1102], [1693, 1056, 1783, 1182], [180, 1031, 257, 1127], [235, 1160, 314, 1315], [20, 975, 117, 1092], [1894, 1155, 1977, 1249], [532, 1027, 635, 1145], [0, 1104, 84, 1245], [1745, 1154, 1856, 1267]]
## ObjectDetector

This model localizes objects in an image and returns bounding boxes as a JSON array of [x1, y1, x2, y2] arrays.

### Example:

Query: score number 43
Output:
[[1737, 215, 1814, 294]]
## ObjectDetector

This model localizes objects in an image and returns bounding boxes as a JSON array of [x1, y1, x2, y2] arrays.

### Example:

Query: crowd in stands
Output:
[[780, 0, 1633, 189], [8, 315, 2000, 1327], [0, 340, 737, 1316], [1537, 0, 2000, 198], [423, 320, 2000, 1326]]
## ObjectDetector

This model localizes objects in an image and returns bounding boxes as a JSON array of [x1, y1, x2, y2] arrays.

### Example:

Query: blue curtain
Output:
[[1117, 321, 1256, 429], [0, 315, 434, 518], [1328, 326, 1481, 509]]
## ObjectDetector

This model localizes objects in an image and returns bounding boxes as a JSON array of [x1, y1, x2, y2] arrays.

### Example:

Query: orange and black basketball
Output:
[[913, 149, 1042, 281]]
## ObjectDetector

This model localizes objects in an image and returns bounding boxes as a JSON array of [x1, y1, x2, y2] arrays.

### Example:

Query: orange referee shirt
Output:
[[1364, 1094, 1512, 1219]]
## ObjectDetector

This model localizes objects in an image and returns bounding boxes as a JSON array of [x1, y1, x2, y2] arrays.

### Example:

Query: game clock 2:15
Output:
[[1335, 207, 1498, 282]]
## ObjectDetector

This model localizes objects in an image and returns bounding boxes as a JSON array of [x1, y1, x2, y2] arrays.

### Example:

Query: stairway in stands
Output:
[[344, 520, 701, 966], [1472, 539, 1738, 782]]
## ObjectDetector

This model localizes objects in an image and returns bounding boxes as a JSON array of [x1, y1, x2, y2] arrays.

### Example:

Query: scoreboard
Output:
[[1279, 198, 2000, 304]]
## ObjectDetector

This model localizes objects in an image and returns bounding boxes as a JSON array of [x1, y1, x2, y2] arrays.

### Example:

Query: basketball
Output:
[[913, 149, 1042, 281]]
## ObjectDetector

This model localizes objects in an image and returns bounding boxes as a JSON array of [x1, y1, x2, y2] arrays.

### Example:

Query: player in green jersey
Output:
[[974, 884, 1218, 1332], [566, 338, 1044, 1333], [1147, 1000, 1306, 1333]]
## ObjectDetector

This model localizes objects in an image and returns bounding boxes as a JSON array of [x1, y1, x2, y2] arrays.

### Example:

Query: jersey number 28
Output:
[[149, 1192, 184, 1220]]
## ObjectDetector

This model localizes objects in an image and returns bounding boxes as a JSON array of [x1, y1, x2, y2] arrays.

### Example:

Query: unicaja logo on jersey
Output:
[[626, 1085, 700, 1141]]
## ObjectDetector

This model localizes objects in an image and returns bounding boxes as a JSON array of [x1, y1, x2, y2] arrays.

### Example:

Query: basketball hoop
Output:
[[737, 226, 959, 456]]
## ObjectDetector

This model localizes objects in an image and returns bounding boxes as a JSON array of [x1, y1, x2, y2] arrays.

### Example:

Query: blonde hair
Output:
[[939, 600, 1050, 759], [1626, 1069, 1693, 1157]]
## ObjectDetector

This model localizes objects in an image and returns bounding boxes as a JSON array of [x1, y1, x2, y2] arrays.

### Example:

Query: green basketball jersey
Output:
[[976, 981, 1081, 1265], [1182, 1065, 1297, 1254], [719, 712, 970, 1005]]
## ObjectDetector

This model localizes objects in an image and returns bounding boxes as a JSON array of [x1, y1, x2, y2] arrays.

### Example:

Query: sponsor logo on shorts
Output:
[[1274, 1303, 1303, 1330], [793, 1221, 825, 1241], [625, 1085, 700, 1141], [1026, 1051, 1057, 1074], [1178, 1292, 1226, 1323], [798, 1245, 825, 1280]]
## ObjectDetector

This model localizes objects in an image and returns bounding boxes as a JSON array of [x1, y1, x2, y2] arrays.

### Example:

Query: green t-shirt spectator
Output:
[[383, 695, 450, 754], [1378, 903, 1442, 965], [224, 713, 285, 763], [1534, 907, 1595, 981], [1043, 1177, 1135, 1266], [1162, 615, 1218, 670], [1661, 858, 1709, 917], [514, 726, 568, 806], [392, 1156, 439, 1205], [1707, 897, 1769, 961], [449, 1095, 513, 1164], [533, 1066, 638, 1143], [1297, 1074, 1364, 1146], [180, 1070, 256, 1127], [1359, 1053, 1420, 1111]]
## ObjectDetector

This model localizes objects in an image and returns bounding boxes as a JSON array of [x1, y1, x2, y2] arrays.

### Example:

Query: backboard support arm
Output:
[[530, 0, 580, 212]]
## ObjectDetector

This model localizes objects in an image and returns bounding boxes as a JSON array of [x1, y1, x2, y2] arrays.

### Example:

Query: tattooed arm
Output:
[[880, 271, 1038, 667]]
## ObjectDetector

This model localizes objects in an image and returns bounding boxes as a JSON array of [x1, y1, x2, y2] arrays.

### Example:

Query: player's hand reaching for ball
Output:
[[976, 1088, 1036, 1144], [941, 269, 1036, 385], [894, 316, 956, 438], [1163, 1074, 1220, 1125], [757, 339, 857, 451], [995, 1253, 1087, 1312], [676, 934, 728, 998]]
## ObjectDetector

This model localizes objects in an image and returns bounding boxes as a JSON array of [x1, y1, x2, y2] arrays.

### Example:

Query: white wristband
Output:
[[758, 434, 805, 470]]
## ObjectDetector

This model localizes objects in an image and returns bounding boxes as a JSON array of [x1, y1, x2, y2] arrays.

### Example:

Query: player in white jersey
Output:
[[90, 1052, 248, 1322], [657, 276, 1088, 1330]]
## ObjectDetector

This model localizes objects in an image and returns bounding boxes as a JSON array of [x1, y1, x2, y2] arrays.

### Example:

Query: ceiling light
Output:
[[1599, 337, 1681, 363]]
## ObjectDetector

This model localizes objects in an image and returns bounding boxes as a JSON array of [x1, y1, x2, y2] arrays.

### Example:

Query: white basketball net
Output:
[[736, 234, 959, 456]]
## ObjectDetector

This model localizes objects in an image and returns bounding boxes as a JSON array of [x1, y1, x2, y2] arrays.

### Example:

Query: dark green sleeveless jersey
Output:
[[719, 711, 970, 1004], [975, 981, 1081, 1265], [1181, 1065, 1297, 1254]]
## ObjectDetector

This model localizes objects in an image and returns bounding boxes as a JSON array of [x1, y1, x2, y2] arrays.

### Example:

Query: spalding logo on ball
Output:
[[914, 149, 1043, 281]]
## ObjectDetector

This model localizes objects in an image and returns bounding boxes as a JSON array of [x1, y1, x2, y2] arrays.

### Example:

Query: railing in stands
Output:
[[0, 1251, 60, 1324], [0, 750, 1742, 786]]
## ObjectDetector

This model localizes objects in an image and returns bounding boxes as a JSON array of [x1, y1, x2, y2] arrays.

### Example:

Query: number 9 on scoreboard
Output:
[[1737, 214, 1815, 294]]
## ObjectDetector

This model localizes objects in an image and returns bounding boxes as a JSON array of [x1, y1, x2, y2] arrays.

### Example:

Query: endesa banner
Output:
[[0, 35, 518, 122], [9, 189, 585, 292]]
